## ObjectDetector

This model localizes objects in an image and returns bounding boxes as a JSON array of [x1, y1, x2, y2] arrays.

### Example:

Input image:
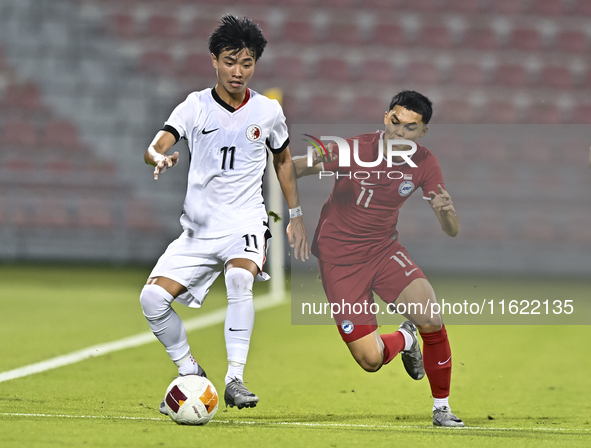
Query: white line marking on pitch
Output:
[[0, 413, 588, 433], [0, 294, 283, 384]]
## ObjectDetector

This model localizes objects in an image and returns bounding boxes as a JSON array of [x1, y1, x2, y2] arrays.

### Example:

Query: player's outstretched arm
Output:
[[428, 184, 460, 237], [144, 130, 179, 180], [273, 146, 310, 261], [292, 143, 336, 178]]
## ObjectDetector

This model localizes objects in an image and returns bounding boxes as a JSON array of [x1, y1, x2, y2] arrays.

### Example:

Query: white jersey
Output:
[[163, 87, 289, 238]]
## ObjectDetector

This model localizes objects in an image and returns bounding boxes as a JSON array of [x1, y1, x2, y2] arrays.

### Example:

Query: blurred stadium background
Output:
[[0, 0, 590, 276]]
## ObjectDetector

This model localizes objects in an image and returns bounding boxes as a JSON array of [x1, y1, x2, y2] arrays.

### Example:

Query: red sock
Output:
[[420, 325, 452, 399], [380, 331, 405, 365]]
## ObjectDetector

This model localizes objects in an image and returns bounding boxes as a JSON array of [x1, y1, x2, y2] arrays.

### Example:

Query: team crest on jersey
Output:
[[246, 124, 263, 142], [341, 320, 354, 334], [398, 181, 415, 197]]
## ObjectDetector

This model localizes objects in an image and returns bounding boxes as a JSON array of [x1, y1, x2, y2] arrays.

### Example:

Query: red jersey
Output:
[[311, 131, 444, 265]]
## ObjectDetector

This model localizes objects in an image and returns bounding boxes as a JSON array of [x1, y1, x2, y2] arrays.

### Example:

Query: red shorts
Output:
[[317, 241, 426, 343]]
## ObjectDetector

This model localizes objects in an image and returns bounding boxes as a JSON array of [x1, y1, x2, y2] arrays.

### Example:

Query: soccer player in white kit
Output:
[[139, 15, 309, 412]]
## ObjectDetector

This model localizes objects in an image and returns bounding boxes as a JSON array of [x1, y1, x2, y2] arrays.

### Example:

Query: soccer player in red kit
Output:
[[293, 91, 464, 427]]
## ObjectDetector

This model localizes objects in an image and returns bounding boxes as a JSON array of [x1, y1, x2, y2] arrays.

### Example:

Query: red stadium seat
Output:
[[77, 198, 114, 230], [189, 17, 221, 39], [360, 58, 395, 83], [491, 0, 529, 14], [182, 52, 214, 77], [494, 64, 529, 88], [140, 50, 176, 75], [308, 94, 344, 120], [1, 82, 43, 114], [318, 0, 358, 8], [145, 14, 182, 39], [483, 101, 519, 124], [404, 0, 442, 12], [518, 136, 554, 163], [530, 0, 567, 15], [464, 27, 499, 50], [555, 30, 589, 53], [274, 56, 309, 80], [526, 104, 562, 124], [125, 199, 162, 231], [41, 120, 82, 150], [446, 0, 486, 13], [282, 20, 318, 44], [539, 66, 574, 90], [373, 24, 407, 47], [405, 61, 441, 85], [32, 197, 70, 228], [452, 62, 489, 86], [508, 28, 543, 51], [572, 0, 591, 16], [1, 120, 39, 148], [350, 95, 386, 122], [107, 13, 137, 39], [327, 21, 365, 45], [572, 104, 591, 123], [417, 25, 455, 49], [437, 99, 474, 124], [316, 57, 355, 82]]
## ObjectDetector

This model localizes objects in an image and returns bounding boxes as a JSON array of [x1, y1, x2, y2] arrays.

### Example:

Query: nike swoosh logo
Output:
[[229, 328, 248, 332], [405, 268, 418, 276], [360, 179, 378, 186], [202, 128, 219, 134], [438, 356, 451, 365], [244, 248, 259, 253]]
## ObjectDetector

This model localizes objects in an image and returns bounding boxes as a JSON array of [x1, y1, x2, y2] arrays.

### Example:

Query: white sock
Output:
[[140, 284, 191, 364], [398, 328, 413, 351], [224, 268, 255, 382], [177, 354, 200, 376], [225, 361, 245, 385], [433, 397, 450, 411]]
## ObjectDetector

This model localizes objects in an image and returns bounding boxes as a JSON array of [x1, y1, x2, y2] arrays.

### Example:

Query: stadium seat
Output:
[[77, 197, 114, 230], [404, 61, 441, 85], [308, 94, 344, 120], [140, 50, 176, 75], [483, 101, 519, 124], [518, 136, 554, 163], [572, 104, 591, 124], [316, 57, 355, 82], [41, 120, 83, 150], [526, 104, 562, 124], [494, 63, 530, 88], [431, 134, 465, 161], [508, 28, 543, 51], [282, 20, 318, 44], [326, 21, 365, 46], [404, 0, 443, 12], [572, 0, 591, 16], [491, 0, 529, 14], [522, 208, 557, 241], [182, 52, 214, 77], [360, 58, 395, 83], [417, 25, 455, 49], [463, 27, 499, 50], [32, 197, 71, 228], [452, 62, 489, 86], [125, 199, 162, 231], [1, 120, 39, 148], [107, 13, 137, 39], [373, 24, 407, 47], [318, 0, 359, 8], [555, 30, 589, 53], [274, 55, 310, 80], [436, 99, 475, 124], [539, 66, 574, 90], [1, 82, 43, 115], [350, 95, 386, 122], [446, 0, 486, 13], [145, 14, 182, 39], [530, 0, 568, 15], [189, 17, 222, 39]]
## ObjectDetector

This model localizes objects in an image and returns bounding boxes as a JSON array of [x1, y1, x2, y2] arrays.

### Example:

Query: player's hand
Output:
[[287, 217, 310, 261], [312, 143, 337, 165], [153, 151, 179, 180], [428, 184, 455, 214]]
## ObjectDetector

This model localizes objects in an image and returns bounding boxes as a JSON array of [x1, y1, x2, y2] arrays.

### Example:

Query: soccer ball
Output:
[[163, 375, 219, 425]]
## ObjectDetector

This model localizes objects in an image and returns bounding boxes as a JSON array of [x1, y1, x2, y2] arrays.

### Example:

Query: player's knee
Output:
[[354, 353, 383, 373], [225, 268, 254, 303], [140, 284, 173, 320]]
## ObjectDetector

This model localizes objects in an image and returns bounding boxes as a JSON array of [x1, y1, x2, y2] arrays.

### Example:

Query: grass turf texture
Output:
[[0, 264, 590, 447]]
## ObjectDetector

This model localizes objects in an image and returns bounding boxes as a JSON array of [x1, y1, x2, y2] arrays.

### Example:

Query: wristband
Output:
[[290, 206, 303, 219]]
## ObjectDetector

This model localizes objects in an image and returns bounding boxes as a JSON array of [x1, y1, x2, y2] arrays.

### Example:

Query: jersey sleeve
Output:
[[266, 101, 290, 154], [420, 153, 445, 200], [162, 94, 199, 143]]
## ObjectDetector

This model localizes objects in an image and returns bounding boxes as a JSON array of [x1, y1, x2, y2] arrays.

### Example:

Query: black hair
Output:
[[208, 15, 267, 62], [388, 90, 433, 124]]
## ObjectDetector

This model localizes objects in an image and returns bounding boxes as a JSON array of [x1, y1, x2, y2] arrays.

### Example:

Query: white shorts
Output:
[[149, 222, 271, 308]]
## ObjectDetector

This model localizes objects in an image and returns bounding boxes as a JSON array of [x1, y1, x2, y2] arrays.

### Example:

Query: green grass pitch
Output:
[[0, 264, 590, 447]]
